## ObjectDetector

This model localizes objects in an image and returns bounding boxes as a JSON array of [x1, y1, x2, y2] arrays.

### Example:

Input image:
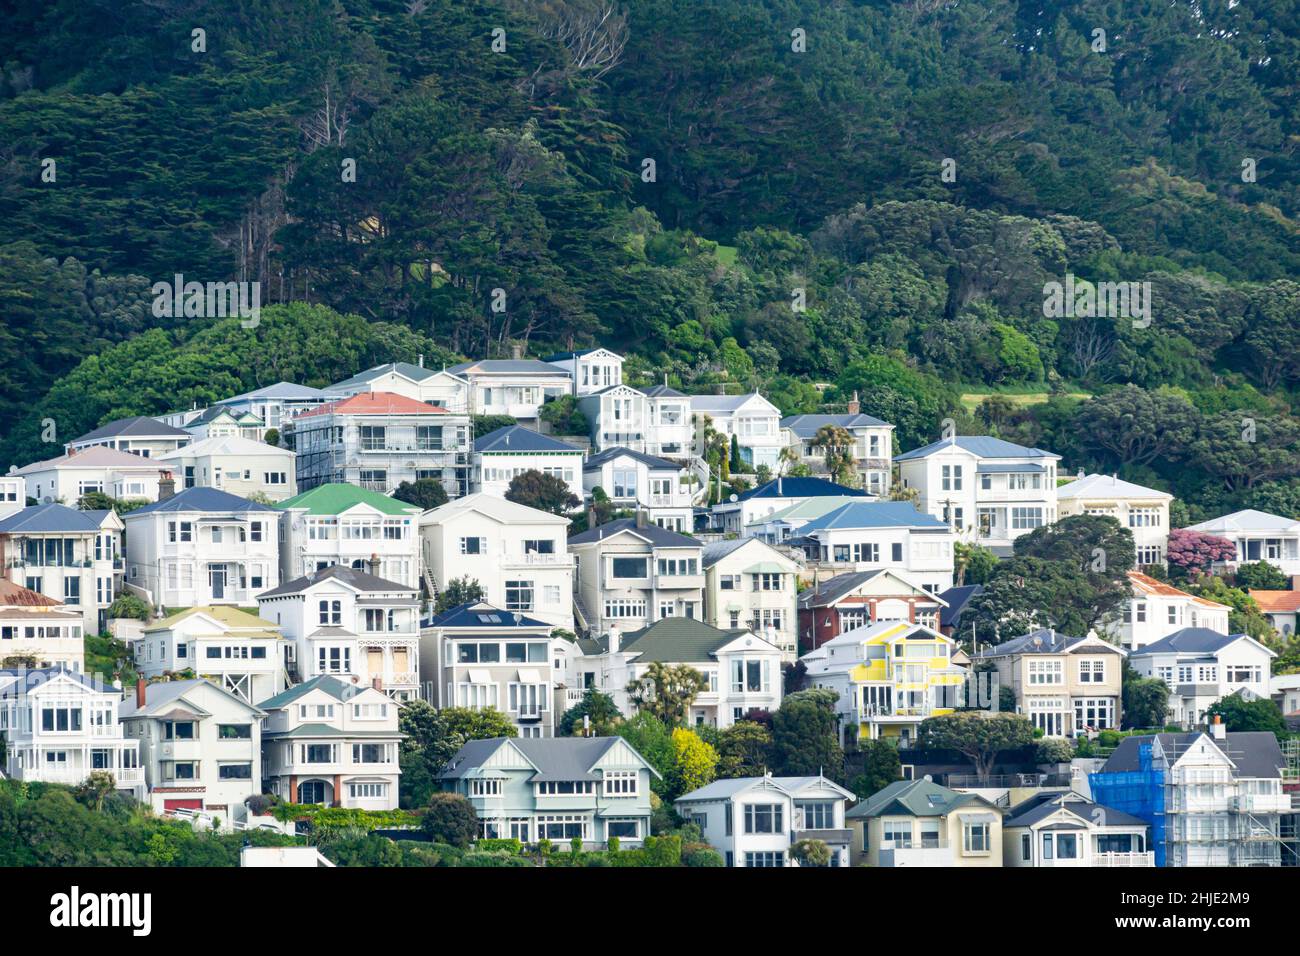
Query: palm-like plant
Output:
[[626, 661, 709, 726], [812, 424, 856, 486]]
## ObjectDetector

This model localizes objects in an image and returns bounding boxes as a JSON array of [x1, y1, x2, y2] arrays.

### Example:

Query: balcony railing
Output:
[[1093, 851, 1155, 867]]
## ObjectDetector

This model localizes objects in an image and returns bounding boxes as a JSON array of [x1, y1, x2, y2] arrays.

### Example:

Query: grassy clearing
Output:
[[960, 390, 1092, 412]]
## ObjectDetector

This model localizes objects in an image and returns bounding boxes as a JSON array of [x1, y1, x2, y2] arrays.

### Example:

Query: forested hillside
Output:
[[1, 0, 1298, 521]]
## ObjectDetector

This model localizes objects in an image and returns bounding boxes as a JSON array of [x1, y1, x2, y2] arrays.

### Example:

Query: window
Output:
[[218, 763, 253, 780], [744, 852, 785, 868], [460, 537, 486, 555], [882, 820, 911, 848], [218, 724, 252, 739], [63, 578, 80, 606], [537, 781, 596, 796], [318, 600, 342, 626], [1021, 833, 1032, 860], [603, 599, 646, 619], [349, 783, 388, 799], [1074, 698, 1115, 731], [732, 659, 770, 693], [505, 580, 533, 611], [796, 801, 836, 829], [743, 803, 783, 834], [1011, 507, 1044, 530], [752, 573, 782, 591], [537, 815, 587, 840], [41, 706, 83, 733], [941, 464, 963, 491], [469, 779, 502, 797], [1055, 833, 1078, 859], [611, 557, 648, 579], [607, 819, 639, 839], [304, 744, 334, 763], [1078, 659, 1105, 683], [1027, 660, 1063, 685], [523, 539, 555, 555], [352, 743, 389, 764], [963, 821, 990, 854], [604, 771, 639, 797], [720, 574, 741, 591], [656, 558, 698, 576]]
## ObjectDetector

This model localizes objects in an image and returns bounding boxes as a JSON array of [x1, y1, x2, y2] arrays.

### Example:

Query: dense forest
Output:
[[1, 0, 1298, 521]]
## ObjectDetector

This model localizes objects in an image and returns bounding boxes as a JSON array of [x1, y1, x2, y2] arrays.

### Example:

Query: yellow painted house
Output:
[[801, 620, 967, 749]]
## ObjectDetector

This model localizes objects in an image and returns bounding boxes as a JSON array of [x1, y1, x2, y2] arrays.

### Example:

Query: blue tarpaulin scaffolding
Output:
[[1089, 741, 1167, 866]]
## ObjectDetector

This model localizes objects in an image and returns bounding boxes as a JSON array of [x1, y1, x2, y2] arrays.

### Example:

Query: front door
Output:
[[209, 565, 226, 599]]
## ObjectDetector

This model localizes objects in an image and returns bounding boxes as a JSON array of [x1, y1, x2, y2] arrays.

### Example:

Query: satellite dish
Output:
[[729, 494, 738, 502]]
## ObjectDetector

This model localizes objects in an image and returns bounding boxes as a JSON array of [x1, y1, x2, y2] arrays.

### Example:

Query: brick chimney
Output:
[[367, 553, 380, 575], [846, 391, 860, 415], [635, 509, 647, 528], [608, 626, 621, 654], [1210, 713, 1226, 741], [510, 342, 524, 360], [136, 678, 147, 708], [372, 677, 383, 692], [158, 471, 176, 500]]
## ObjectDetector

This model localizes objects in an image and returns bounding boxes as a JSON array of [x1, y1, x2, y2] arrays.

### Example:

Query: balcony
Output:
[[1093, 851, 1155, 867], [1231, 793, 1292, 814], [501, 552, 572, 568], [878, 842, 953, 867], [793, 828, 852, 845]]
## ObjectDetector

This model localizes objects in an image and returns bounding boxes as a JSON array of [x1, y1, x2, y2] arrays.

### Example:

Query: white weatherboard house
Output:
[[0, 475, 24, 521], [120, 677, 265, 819], [283, 391, 473, 499], [1001, 792, 1153, 867], [329, 361, 470, 412], [792, 500, 957, 593], [0, 668, 144, 798], [700, 537, 800, 660], [690, 393, 784, 471], [545, 348, 625, 397], [567, 517, 705, 634], [275, 483, 423, 590], [137, 606, 287, 705], [448, 358, 573, 421], [256, 565, 422, 701], [439, 735, 658, 846], [744, 494, 867, 544], [894, 436, 1061, 552], [67, 415, 192, 458], [676, 774, 855, 867], [180, 405, 266, 442], [780, 405, 895, 495], [1185, 509, 1300, 576], [582, 447, 695, 532], [1057, 473, 1173, 567], [14, 446, 169, 505], [713, 475, 870, 536], [471, 425, 585, 503], [212, 381, 344, 429], [259, 675, 402, 810], [0, 579, 85, 672], [1112, 571, 1230, 651], [0, 503, 124, 635], [570, 617, 784, 728], [419, 601, 560, 738], [1129, 629, 1275, 729], [420, 492, 574, 631], [158, 434, 297, 501], [123, 487, 280, 609], [574, 379, 695, 459]]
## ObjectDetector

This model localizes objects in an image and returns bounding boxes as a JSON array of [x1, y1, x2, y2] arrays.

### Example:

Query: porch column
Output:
[[333, 774, 342, 807]]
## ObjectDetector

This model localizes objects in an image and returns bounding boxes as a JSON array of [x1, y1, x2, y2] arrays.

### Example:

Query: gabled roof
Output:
[[938, 584, 983, 629], [439, 735, 661, 781], [744, 495, 867, 527], [641, 384, 686, 398], [258, 674, 377, 710], [448, 359, 570, 376], [847, 778, 992, 819], [894, 436, 1060, 461], [780, 413, 891, 436], [73, 416, 191, 442], [1100, 732, 1284, 779], [977, 628, 1124, 659], [13, 446, 165, 475], [158, 435, 290, 460], [1187, 509, 1300, 535], [330, 362, 452, 389], [582, 617, 759, 663], [217, 381, 338, 402], [1057, 473, 1172, 501], [543, 348, 624, 362], [0, 503, 107, 534], [474, 425, 583, 454], [0, 667, 113, 698], [189, 405, 263, 426], [1248, 590, 1300, 614], [118, 678, 265, 720], [276, 483, 419, 517], [296, 392, 449, 418], [1127, 571, 1228, 609], [1003, 792, 1147, 829], [256, 564, 414, 600], [736, 476, 869, 502], [568, 517, 701, 548], [0, 579, 61, 608], [421, 491, 571, 526], [145, 605, 280, 636], [676, 774, 853, 803], [584, 447, 680, 471], [797, 501, 949, 533], [425, 600, 551, 630], [1129, 628, 1269, 658], [797, 569, 943, 609], [688, 393, 776, 414], [126, 487, 277, 517]]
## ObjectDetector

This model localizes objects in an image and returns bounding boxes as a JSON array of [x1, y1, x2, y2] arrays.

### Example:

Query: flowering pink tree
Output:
[[1167, 529, 1236, 574]]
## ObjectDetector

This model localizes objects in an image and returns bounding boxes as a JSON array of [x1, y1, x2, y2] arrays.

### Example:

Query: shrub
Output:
[[1097, 729, 1122, 748], [1035, 738, 1075, 764], [476, 837, 523, 855], [684, 847, 725, 867], [419, 792, 478, 848]]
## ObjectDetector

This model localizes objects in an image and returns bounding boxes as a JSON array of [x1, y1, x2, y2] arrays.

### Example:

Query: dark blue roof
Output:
[[0, 503, 106, 534], [425, 601, 551, 629], [895, 436, 1059, 461], [568, 517, 701, 548], [74, 415, 191, 442], [584, 447, 679, 471], [938, 585, 984, 628], [737, 476, 869, 502], [126, 487, 278, 516], [1129, 628, 1250, 657], [474, 425, 583, 454]]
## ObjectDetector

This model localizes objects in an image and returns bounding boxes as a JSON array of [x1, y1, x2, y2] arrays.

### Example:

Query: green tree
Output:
[[393, 478, 449, 511], [538, 395, 588, 435], [790, 838, 832, 867], [1207, 693, 1286, 734], [420, 792, 479, 848], [506, 470, 581, 515], [398, 701, 515, 809], [434, 577, 485, 615], [559, 688, 622, 737], [812, 423, 856, 486], [1234, 562, 1290, 591], [851, 739, 902, 799], [771, 689, 844, 778], [715, 720, 773, 778], [954, 542, 998, 586], [918, 713, 1034, 783], [626, 662, 708, 727], [1121, 661, 1170, 730]]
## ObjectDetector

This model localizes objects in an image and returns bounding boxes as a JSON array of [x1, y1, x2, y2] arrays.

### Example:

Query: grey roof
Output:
[[119, 678, 263, 719], [700, 537, 753, 567], [676, 774, 849, 803], [977, 628, 1113, 658], [74, 416, 191, 442], [0, 667, 112, 697], [217, 382, 338, 402], [588, 617, 750, 663], [689, 393, 768, 413], [1100, 732, 1285, 779], [641, 384, 686, 398], [797, 570, 889, 609], [0, 503, 106, 534], [568, 518, 701, 549], [1128, 628, 1248, 657], [938, 585, 983, 629], [797, 501, 950, 533], [894, 436, 1060, 461], [780, 412, 890, 436], [846, 778, 991, 819], [126, 487, 278, 516], [257, 564, 415, 600], [1002, 792, 1148, 829], [474, 425, 583, 454], [439, 735, 661, 781], [583, 447, 680, 471], [258, 675, 375, 711], [330, 362, 448, 390], [449, 359, 570, 376]]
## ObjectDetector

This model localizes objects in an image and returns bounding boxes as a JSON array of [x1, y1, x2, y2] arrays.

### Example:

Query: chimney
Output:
[[368, 552, 380, 575], [158, 471, 176, 501], [1291, 574, 1300, 592], [136, 678, 147, 708], [1210, 714, 1226, 740], [608, 626, 621, 654], [1077, 468, 1085, 480], [418, 353, 424, 368], [510, 342, 524, 360], [635, 510, 647, 528], [777, 475, 782, 496], [847, 391, 860, 415], [715, 383, 727, 396], [372, 677, 383, 692]]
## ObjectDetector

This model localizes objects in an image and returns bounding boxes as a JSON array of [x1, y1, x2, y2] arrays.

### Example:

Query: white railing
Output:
[[1093, 851, 1155, 867]]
